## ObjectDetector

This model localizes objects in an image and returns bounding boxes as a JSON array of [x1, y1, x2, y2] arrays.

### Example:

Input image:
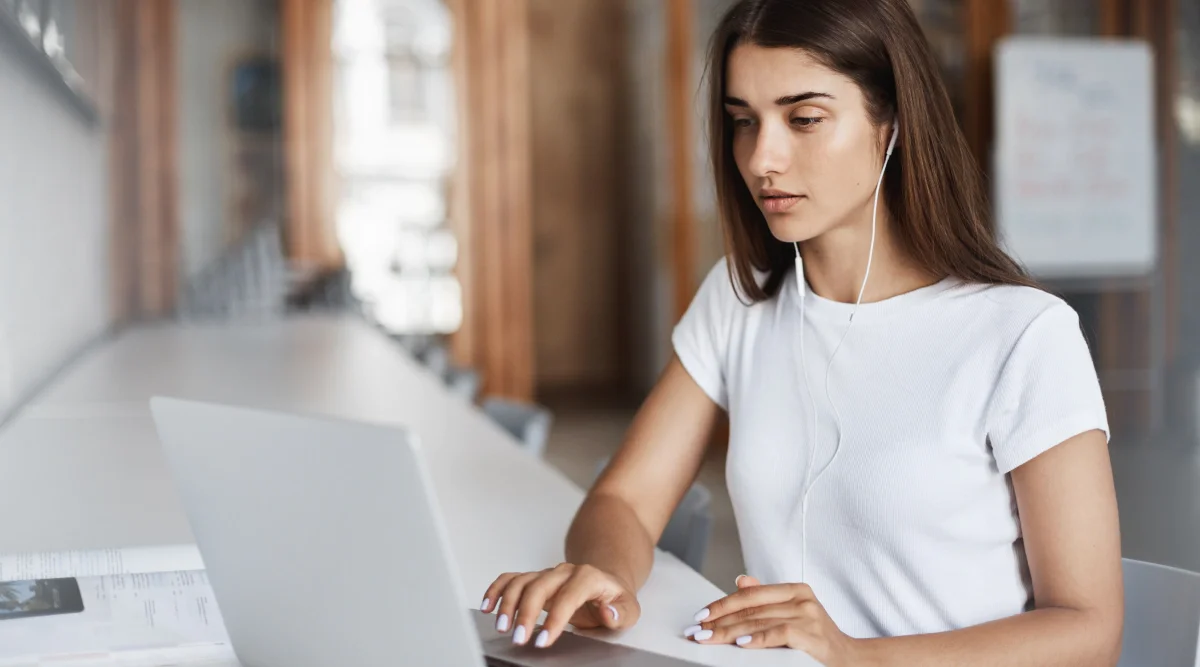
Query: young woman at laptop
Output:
[[481, 0, 1123, 663]]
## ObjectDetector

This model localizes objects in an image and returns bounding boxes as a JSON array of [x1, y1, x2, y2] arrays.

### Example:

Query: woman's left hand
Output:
[[685, 575, 861, 666]]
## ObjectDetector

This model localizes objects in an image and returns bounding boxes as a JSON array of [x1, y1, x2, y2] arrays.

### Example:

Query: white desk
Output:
[[3, 317, 821, 666]]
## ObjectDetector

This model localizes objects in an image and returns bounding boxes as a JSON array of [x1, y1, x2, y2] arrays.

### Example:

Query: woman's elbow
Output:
[[1085, 605, 1124, 667]]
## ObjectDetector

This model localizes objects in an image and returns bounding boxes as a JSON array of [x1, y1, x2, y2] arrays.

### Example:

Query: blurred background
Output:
[[0, 0, 1196, 591]]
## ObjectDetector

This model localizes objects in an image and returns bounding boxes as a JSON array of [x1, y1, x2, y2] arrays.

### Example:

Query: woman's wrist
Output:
[[588, 563, 638, 595], [844, 638, 883, 667]]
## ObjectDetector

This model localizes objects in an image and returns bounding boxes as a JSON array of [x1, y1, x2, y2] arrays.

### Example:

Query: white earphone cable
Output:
[[794, 244, 818, 582], [797, 123, 897, 582]]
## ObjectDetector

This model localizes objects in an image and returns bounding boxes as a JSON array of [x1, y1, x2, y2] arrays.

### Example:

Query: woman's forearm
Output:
[[856, 606, 1121, 667], [565, 492, 657, 593]]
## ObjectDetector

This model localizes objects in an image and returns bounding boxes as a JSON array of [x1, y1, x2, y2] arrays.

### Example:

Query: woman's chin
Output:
[[764, 214, 822, 245]]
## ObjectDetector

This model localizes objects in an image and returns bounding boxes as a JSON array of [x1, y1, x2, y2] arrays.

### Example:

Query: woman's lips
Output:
[[762, 195, 803, 214]]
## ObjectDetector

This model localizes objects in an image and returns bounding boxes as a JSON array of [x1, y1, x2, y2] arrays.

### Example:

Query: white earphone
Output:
[[795, 119, 898, 582]]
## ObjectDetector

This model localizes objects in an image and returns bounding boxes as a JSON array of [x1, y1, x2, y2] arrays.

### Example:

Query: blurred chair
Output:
[[391, 334, 480, 402], [389, 333, 431, 357], [445, 367, 482, 403], [1118, 558, 1200, 666], [288, 268, 359, 313], [418, 342, 451, 378], [592, 457, 713, 573], [179, 220, 288, 320], [481, 397, 553, 458]]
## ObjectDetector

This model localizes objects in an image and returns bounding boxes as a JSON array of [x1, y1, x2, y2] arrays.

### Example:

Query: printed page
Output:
[[0, 546, 204, 581], [0, 571, 229, 663]]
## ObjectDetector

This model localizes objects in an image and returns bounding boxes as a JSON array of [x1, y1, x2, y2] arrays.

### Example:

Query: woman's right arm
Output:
[[479, 356, 722, 648]]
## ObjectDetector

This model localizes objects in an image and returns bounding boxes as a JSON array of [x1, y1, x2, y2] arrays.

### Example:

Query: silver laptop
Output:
[[149, 397, 701, 667]]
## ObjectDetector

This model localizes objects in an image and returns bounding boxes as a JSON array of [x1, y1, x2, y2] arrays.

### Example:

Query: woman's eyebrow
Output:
[[723, 91, 835, 107]]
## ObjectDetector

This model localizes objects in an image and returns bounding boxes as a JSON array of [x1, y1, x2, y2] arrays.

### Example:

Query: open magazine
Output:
[[0, 546, 237, 666]]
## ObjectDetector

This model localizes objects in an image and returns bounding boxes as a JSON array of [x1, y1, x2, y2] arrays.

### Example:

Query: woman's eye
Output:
[[732, 117, 755, 129], [791, 116, 824, 128]]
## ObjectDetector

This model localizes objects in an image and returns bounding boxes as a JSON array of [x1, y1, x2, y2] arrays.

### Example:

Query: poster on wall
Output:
[[994, 37, 1157, 280]]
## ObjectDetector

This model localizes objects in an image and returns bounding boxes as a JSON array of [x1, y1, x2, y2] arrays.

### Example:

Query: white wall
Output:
[[177, 0, 278, 281], [0, 45, 112, 414]]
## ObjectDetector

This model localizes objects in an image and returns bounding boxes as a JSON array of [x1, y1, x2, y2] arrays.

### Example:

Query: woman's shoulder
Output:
[[948, 279, 1081, 335], [696, 256, 773, 309]]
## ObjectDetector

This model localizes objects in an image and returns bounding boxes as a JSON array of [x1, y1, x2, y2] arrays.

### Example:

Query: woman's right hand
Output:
[[479, 563, 641, 648]]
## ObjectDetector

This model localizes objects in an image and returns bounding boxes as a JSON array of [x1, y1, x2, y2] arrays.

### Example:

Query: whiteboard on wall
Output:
[[995, 37, 1157, 280]]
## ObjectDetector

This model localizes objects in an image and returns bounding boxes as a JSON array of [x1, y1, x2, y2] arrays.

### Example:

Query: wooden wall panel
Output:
[[527, 0, 624, 390]]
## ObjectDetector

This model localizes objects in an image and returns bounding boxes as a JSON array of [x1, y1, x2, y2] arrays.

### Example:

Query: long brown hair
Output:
[[708, 0, 1037, 302]]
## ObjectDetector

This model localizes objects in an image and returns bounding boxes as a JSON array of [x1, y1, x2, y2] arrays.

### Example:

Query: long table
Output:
[[0, 316, 821, 666]]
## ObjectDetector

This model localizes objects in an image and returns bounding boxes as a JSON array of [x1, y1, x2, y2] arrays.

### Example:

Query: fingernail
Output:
[[535, 630, 550, 648], [735, 575, 745, 586], [694, 629, 714, 641], [512, 625, 527, 645], [736, 635, 753, 646], [480, 598, 490, 611], [496, 614, 510, 632], [607, 604, 619, 622], [683, 624, 702, 637], [693, 608, 710, 622]]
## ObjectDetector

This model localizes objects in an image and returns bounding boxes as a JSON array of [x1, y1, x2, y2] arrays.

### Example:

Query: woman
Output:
[[481, 0, 1123, 663]]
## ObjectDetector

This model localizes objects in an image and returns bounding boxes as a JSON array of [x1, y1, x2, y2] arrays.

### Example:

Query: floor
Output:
[[542, 402, 1200, 594]]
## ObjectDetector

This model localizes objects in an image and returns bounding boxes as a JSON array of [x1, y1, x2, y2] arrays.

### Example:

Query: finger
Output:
[[495, 572, 541, 634], [480, 573, 520, 613], [734, 574, 761, 589], [702, 601, 803, 631], [691, 615, 786, 645], [538, 568, 618, 647], [684, 602, 796, 640], [512, 565, 572, 645], [696, 583, 812, 624], [730, 621, 796, 649]]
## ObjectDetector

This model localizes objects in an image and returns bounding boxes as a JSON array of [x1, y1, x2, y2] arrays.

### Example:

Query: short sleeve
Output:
[[671, 259, 738, 410], [987, 302, 1110, 473]]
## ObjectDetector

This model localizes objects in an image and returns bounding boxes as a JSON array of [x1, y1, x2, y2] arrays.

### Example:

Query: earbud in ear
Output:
[[886, 119, 899, 156]]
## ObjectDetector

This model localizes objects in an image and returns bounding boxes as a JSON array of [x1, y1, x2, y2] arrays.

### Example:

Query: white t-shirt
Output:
[[672, 258, 1109, 639]]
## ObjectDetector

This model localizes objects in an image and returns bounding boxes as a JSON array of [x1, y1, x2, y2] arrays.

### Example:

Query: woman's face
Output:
[[725, 44, 890, 244]]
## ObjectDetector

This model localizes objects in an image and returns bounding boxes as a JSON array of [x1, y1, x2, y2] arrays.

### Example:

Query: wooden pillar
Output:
[[280, 0, 340, 271], [136, 0, 178, 316], [447, 0, 535, 401], [109, 0, 179, 320], [962, 0, 1010, 174], [667, 0, 696, 321]]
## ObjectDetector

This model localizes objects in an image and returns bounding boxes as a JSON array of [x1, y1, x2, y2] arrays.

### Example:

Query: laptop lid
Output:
[[150, 397, 485, 667]]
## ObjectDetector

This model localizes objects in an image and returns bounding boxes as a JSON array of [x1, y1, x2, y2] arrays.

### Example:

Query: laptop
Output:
[[149, 397, 702, 667]]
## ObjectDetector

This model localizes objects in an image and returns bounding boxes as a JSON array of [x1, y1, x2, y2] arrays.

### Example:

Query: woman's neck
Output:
[[799, 210, 940, 305]]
